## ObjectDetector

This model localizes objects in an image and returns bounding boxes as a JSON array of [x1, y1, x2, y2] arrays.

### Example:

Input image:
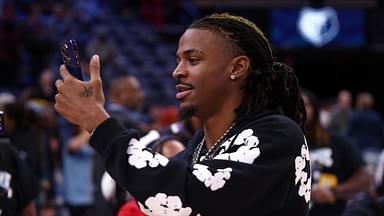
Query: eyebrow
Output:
[[177, 49, 204, 58]]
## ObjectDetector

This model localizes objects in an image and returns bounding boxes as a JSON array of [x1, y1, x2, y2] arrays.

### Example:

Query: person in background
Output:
[[2, 102, 40, 175], [341, 149, 384, 216], [92, 75, 148, 216], [0, 112, 39, 216], [55, 13, 310, 215], [60, 126, 95, 216], [301, 89, 371, 216], [326, 89, 353, 136], [342, 196, 384, 216], [348, 91, 384, 175], [107, 75, 147, 133], [148, 115, 202, 157]]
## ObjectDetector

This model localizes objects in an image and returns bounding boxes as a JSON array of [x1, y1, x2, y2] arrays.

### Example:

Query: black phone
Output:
[[60, 39, 83, 80]]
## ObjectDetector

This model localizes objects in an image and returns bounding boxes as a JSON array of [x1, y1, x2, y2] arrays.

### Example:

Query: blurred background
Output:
[[1, 0, 383, 110], [0, 0, 384, 215]]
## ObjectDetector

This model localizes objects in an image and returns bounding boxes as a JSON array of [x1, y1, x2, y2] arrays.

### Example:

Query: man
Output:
[[107, 75, 146, 132], [326, 90, 353, 136], [55, 13, 310, 215]]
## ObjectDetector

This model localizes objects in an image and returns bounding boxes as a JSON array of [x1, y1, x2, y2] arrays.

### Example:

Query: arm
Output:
[[312, 166, 372, 204], [67, 129, 92, 153], [55, 56, 309, 215], [90, 118, 310, 215], [334, 166, 371, 199]]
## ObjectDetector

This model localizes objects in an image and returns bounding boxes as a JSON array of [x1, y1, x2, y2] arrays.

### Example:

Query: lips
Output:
[[175, 83, 194, 100]]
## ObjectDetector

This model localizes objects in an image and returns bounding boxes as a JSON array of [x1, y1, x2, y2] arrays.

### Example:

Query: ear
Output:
[[229, 55, 250, 79]]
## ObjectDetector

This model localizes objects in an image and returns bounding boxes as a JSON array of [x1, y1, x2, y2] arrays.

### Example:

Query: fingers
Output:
[[59, 64, 73, 80], [89, 55, 101, 81], [55, 79, 64, 92]]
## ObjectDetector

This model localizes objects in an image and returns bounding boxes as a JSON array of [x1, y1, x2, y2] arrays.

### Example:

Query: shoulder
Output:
[[245, 113, 304, 143], [223, 113, 306, 162]]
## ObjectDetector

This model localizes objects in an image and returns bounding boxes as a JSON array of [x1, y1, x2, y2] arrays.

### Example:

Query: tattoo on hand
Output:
[[79, 85, 93, 97]]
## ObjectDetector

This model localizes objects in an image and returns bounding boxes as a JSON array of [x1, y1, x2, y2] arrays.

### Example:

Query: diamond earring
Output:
[[230, 74, 236, 80]]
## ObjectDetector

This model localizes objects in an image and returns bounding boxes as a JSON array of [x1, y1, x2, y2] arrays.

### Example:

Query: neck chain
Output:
[[191, 122, 236, 166]]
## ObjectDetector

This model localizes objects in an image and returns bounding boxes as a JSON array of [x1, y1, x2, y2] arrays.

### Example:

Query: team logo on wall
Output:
[[297, 6, 340, 47]]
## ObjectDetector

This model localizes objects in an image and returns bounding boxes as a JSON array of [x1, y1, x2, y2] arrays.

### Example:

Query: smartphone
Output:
[[60, 39, 83, 80]]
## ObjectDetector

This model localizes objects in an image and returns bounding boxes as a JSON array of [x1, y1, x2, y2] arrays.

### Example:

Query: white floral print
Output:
[[126, 138, 169, 169], [138, 193, 192, 216], [294, 137, 311, 202], [192, 164, 232, 191], [214, 129, 261, 164]]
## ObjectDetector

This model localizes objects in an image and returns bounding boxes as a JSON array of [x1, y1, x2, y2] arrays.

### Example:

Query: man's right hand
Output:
[[55, 54, 110, 133]]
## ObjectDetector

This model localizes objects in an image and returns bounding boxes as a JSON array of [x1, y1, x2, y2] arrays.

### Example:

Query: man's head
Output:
[[173, 13, 305, 127], [356, 91, 374, 111], [337, 90, 352, 111], [109, 76, 144, 111]]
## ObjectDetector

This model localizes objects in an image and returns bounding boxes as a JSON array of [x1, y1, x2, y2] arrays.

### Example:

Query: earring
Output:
[[230, 74, 236, 80]]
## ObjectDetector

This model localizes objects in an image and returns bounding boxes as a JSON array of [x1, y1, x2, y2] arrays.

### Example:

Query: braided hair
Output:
[[188, 13, 306, 130]]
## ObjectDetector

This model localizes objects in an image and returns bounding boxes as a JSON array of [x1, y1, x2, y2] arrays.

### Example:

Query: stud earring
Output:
[[230, 74, 236, 80]]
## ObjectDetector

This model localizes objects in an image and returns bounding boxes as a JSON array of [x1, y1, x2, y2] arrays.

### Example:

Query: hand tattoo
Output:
[[79, 85, 93, 97]]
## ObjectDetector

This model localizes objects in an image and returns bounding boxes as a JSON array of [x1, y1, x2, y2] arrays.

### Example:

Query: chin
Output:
[[178, 104, 196, 120]]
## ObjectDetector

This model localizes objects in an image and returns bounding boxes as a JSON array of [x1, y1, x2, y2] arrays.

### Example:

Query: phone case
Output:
[[61, 39, 83, 80]]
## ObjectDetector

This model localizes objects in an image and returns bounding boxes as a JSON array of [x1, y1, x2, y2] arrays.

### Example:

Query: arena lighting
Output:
[[297, 6, 340, 47]]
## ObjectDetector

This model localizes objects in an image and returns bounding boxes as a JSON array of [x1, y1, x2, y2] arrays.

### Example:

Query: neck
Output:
[[203, 112, 236, 150], [200, 85, 242, 150]]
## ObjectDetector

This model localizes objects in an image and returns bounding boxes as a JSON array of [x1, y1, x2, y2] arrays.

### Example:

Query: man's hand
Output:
[[55, 54, 110, 133]]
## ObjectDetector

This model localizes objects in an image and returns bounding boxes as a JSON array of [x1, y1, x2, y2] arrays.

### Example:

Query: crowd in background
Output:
[[1, 0, 384, 215]]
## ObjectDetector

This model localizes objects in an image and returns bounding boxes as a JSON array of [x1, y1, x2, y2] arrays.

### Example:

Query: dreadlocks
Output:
[[188, 13, 306, 130]]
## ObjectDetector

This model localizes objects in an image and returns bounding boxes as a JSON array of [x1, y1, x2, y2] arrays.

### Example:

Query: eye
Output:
[[189, 57, 200, 65]]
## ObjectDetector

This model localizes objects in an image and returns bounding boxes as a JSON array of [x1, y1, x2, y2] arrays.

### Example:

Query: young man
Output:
[[55, 13, 311, 215]]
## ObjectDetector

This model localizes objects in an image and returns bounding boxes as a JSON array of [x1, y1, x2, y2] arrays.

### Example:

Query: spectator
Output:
[[301, 89, 371, 216], [0, 127, 39, 216], [348, 91, 384, 174], [327, 89, 353, 136]]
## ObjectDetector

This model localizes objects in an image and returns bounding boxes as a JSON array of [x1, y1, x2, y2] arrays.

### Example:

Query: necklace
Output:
[[191, 122, 236, 166]]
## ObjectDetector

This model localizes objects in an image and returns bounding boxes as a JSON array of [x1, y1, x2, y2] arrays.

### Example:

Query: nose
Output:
[[172, 63, 186, 79]]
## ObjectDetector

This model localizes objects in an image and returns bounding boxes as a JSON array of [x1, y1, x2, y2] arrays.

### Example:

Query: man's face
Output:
[[172, 28, 235, 119], [121, 77, 144, 111]]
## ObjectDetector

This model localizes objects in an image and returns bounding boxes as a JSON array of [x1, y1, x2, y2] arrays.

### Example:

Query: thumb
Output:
[[89, 54, 101, 81]]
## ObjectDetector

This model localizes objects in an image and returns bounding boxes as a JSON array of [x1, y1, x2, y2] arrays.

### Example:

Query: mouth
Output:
[[175, 83, 194, 100]]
